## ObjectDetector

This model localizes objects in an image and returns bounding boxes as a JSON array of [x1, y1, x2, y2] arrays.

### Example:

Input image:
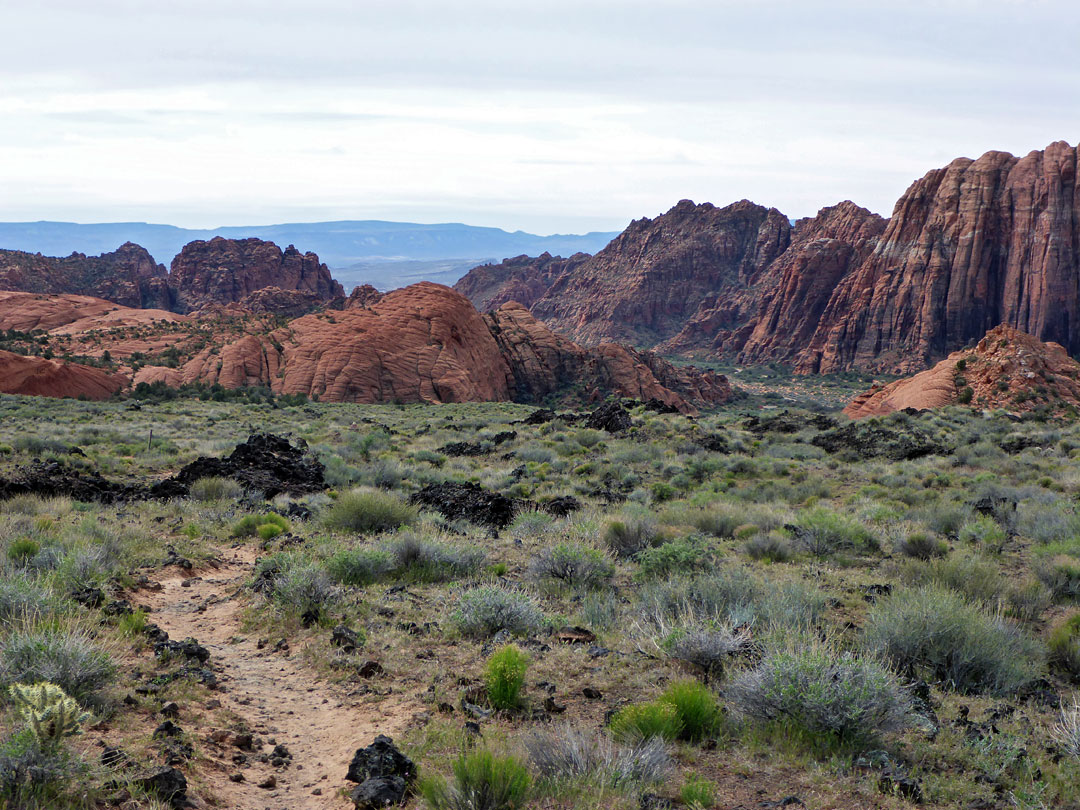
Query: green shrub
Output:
[[323, 489, 418, 534], [187, 476, 243, 502], [659, 680, 720, 742], [1049, 613, 1080, 681], [727, 640, 912, 752], [609, 701, 683, 743], [742, 531, 793, 563], [0, 579, 55, 623], [325, 548, 394, 586], [862, 584, 1042, 694], [385, 534, 485, 582], [897, 553, 1007, 604], [528, 543, 613, 590], [792, 507, 877, 556], [603, 517, 659, 558], [681, 775, 715, 810], [6, 538, 40, 565], [524, 726, 670, 786], [485, 645, 529, 710], [421, 748, 531, 810], [636, 535, 712, 579], [897, 531, 948, 560], [958, 516, 1008, 550], [232, 512, 289, 538], [1035, 554, 1080, 602], [0, 628, 115, 707], [453, 587, 544, 638]]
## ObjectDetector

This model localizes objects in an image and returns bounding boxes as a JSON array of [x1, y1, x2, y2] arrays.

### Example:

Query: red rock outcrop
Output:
[[454, 252, 590, 312], [484, 302, 730, 413], [235, 287, 326, 318], [169, 238, 344, 312], [0, 349, 124, 399], [528, 200, 791, 347], [0, 242, 173, 309], [3, 284, 729, 410], [793, 142, 1080, 373], [844, 325, 1080, 418], [343, 284, 385, 309], [479, 141, 1079, 375]]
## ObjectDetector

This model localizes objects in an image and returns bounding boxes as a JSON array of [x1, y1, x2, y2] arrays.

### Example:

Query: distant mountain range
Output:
[[0, 220, 619, 289]]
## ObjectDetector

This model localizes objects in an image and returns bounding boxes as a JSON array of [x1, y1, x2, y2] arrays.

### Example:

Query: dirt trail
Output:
[[140, 545, 418, 810]]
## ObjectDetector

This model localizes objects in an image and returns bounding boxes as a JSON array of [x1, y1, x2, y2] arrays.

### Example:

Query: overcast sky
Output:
[[0, 0, 1077, 233]]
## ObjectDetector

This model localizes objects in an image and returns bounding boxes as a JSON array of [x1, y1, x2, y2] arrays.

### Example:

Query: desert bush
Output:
[[660, 680, 721, 741], [726, 640, 912, 752], [792, 507, 877, 556], [0, 729, 83, 808], [232, 512, 289, 539], [609, 701, 683, 743], [910, 501, 972, 536], [0, 578, 54, 623], [1034, 554, 1080, 602], [742, 531, 793, 563], [325, 548, 394, 586], [508, 511, 554, 540], [485, 645, 529, 710], [452, 587, 544, 638], [1049, 614, 1080, 681], [6, 537, 40, 566], [385, 533, 485, 582], [579, 591, 620, 631], [681, 775, 715, 810], [0, 627, 114, 707], [323, 489, 418, 534], [1052, 700, 1080, 759], [896, 531, 948, 560], [667, 626, 750, 680], [957, 515, 1008, 550], [421, 748, 531, 810], [188, 476, 243, 502], [862, 584, 1042, 694], [636, 535, 712, 580], [636, 569, 825, 634], [266, 562, 338, 621], [896, 552, 1007, 605], [603, 516, 659, 558], [524, 725, 669, 787], [1006, 578, 1052, 622], [528, 542, 613, 590]]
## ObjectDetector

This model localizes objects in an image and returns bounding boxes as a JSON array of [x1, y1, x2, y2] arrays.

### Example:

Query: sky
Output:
[[0, 0, 1077, 234]]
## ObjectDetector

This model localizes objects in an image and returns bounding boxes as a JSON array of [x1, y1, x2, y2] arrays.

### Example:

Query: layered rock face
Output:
[[12, 283, 728, 410], [0, 350, 124, 400], [793, 141, 1080, 373], [844, 325, 1080, 418], [454, 252, 590, 312], [0, 242, 173, 309], [484, 302, 730, 412], [527, 200, 791, 347], [460, 141, 1080, 374], [170, 237, 344, 312]]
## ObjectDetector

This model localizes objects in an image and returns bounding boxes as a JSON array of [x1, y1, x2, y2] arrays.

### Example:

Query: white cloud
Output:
[[0, 0, 1077, 232]]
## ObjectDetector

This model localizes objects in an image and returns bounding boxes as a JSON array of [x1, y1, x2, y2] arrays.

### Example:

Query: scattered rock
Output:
[[409, 482, 516, 530], [346, 735, 416, 784], [136, 766, 187, 805], [811, 421, 948, 461], [542, 496, 581, 517], [358, 660, 384, 678], [439, 441, 488, 457], [331, 624, 362, 652], [258, 774, 277, 789], [582, 686, 602, 700], [350, 775, 407, 810], [582, 401, 633, 433]]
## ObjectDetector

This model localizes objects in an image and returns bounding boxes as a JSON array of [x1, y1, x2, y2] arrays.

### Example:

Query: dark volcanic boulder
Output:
[[351, 775, 407, 809], [582, 401, 633, 433], [409, 482, 516, 530], [346, 735, 416, 783], [811, 421, 948, 461], [151, 433, 325, 499], [0, 461, 139, 503]]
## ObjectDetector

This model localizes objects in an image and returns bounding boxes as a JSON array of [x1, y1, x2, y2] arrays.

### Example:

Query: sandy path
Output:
[[139, 546, 417, 810]]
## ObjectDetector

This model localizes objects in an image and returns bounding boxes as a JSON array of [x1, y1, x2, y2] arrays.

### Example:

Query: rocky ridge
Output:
[[844, 325, 1080, 418], [455, 140, 1080, 374], [0, 283, 728, 411]]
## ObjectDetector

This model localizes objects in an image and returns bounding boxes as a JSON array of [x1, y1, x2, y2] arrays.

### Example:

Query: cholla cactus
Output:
[[9, 682, 92, 749]]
